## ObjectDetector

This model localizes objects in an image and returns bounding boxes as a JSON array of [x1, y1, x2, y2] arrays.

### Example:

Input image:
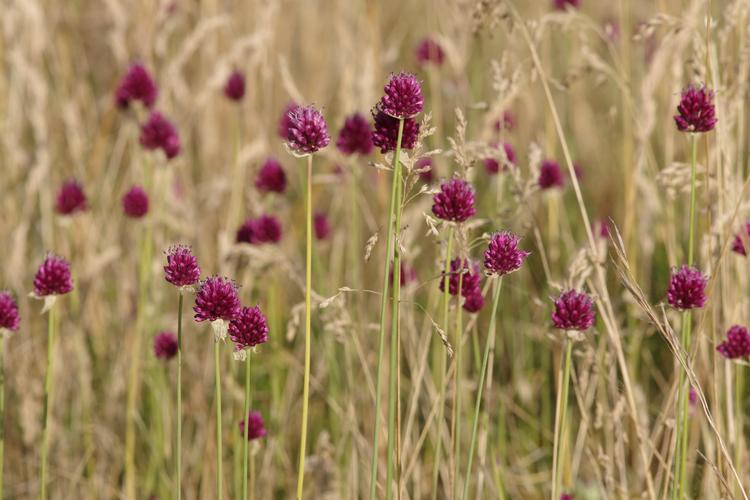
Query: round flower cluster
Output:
[[255, 158, 287, 194], [674, 85, 717, 133], [716, 325, 750, 360], [667, 265, 707, 310], [235, 215, 282, 245], [55, 180, 88, 215], [34, 254, 74, 297], [286, 105, 330, 155], [122, 185, 149, 218], [336, 113, 373, 156], [140, 111, 181, 160], [115, 63, 158, 109], [432, 178, 476, 223], [164, 245, 201, 288], [552, 290, 596, 331]]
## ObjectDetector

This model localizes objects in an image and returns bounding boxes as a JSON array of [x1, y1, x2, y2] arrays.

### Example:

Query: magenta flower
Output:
[[415, 38, 445, 66], [278, 102, 300, 139], [731, 222, 750, 256], [415, 157, 434, 183], [560, 494, 574, 500], [552, 290, 596, 331], [154, 331, 178, 360], [484, 143, 516, 174], [0, 292, 20, 332], [164, 245, 201, 288], [224, 71, 246, 101], [553, 0, 580, 10], [229, 305, 269, 352], [484, 232, 530, 276], [115, 63, 158, 109], [371, 110, 420, 153], [314, 212, 331, 241], [253, 214, 282, 244], [717, 325, 750, 359], [239, 411, 267, 441], [674, 85, 717, 133], [236, 219, 257, 245], [379, 72, 424, 118], [432, 178, 476, 223], [463, 289, 485, 313], [194, 276, 241, 323], [440, 258, 482, 298], [494, 111, 516, 132], [33, 254, 74, 297], [336, 113, 373, 156], [122, 185, 149, 219], [598, 220, 610, 239], [539, 160, 564, 189], [140, 111, 181, 160], [55, 180, 88, 215], [667, 265, 707, 310], [286, 105, 330, 155], [255, 158, 287, 194]]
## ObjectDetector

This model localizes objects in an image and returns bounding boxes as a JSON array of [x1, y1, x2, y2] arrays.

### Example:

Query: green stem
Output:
[[296, 154, 314, 500], [463, 278, 503, 500], [41, 306, 56, 500], [453, 271, 464, 499], [431, 227, 454, 500], [243, 354, 251, 499], [369, 118, 405, 500], [552, 339, 573, 500], [0, 335, 4, 500], [176, 292, 183, 500], [386, 118, 405, 500], [215, 341, 223, 500]]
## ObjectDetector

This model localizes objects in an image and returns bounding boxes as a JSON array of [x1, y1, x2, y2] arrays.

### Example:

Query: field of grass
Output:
[[1, 0, 750, 498]]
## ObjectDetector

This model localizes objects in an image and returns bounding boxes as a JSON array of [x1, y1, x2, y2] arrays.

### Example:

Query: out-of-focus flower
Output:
[[164, 245, 201, 288], [667, 265, 707, 310], [538, 160, 564, 189], [255, 158, 287, 194], [415, 157, 434, 183], [239, 411, 267, 440], [314, 212, 331, 241], [55, 180, 88, 215], [378, 72, 424, 118], [140, 112, 181, 160], [122, 185, 149, 218], [34, 254, 74, 297], [440, 258, 481, 298], [484, 143, 516, 174], [154, 331, 178, 360], [115, 64, 158, 109], [552, 290, 596, 331], [731, 222, 750, 256], [336, 113, 373, 156], [415, 38, 445, 66], [717, 325, 750, 359], [432, 178, 476, 223], [494, 111, 516, 132], [674, 85, 717, 133], [463, 289, 485, 313], [553, 0, 580, 10], [253, 214, 282, 244], [224, 71, 246, 101], [0, 292, 20, 332]]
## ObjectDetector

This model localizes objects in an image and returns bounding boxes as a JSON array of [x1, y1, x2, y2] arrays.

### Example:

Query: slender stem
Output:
[[0, 335, 4, 500], [176, 292, 183, 500], [463, 278, 503, 500], [215, 341, 224, 500], [243, 354, 251, 499], [296, 154, 314, 500], [431, 227, 454, 500], [369, 118, 404, 500], [41, 306, 56, 500], [675, 135, 699, 498], [386, 118, 405, 500], [552, 339, 573, 500], [452, 271, 464, 499]]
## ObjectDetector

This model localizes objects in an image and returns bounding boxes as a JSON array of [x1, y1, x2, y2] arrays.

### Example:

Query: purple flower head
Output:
[[598, 220, 611, 239], [440, 258, 482, 298], [153, 331, 178, 360], [278, 102, 300, 139], [314, 212, 331, 241], [390, 262, 418, 288], [731, 222, 750, 256], [255, 158, 287, 194], [336, 113, 374, 156], [115, 64, 158, 109], [667, 265, 707, 310], [371, 110, 420, 153], [239, 411, 267, 441], [236, 219, 257, 245], [415, 157, 434, 183], [140, 112, 181, 160], [432, 178, 476, 223], [484, 232, 530, 276], [164, 245, 201, 288], [55, 180, 88, 215], [484, 143, 516, 174], [717, 325, 750, 359], [34, 254, 74, 297], [229, 305, 269, 352], [194, 276, 241, 323], [539, 160, 564, 189], [553, 0, 580, 10], [224, 71, 246, 101], [552, 290, 596, 331], [494, 111, 516, 132], [287, 105, 330, 155], [463, 289, 485, 313], [674, 85, 717, 133], [415, 38, 445, 66], [122, 185, 149, 219], [0, 292, 20, 332], [560, 495, 574, 500], [379, 72, 424, 119], [253, 214, 282, 244]]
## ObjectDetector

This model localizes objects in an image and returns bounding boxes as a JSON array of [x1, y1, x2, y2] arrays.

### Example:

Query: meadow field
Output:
[[1, 0, 749, 498]]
